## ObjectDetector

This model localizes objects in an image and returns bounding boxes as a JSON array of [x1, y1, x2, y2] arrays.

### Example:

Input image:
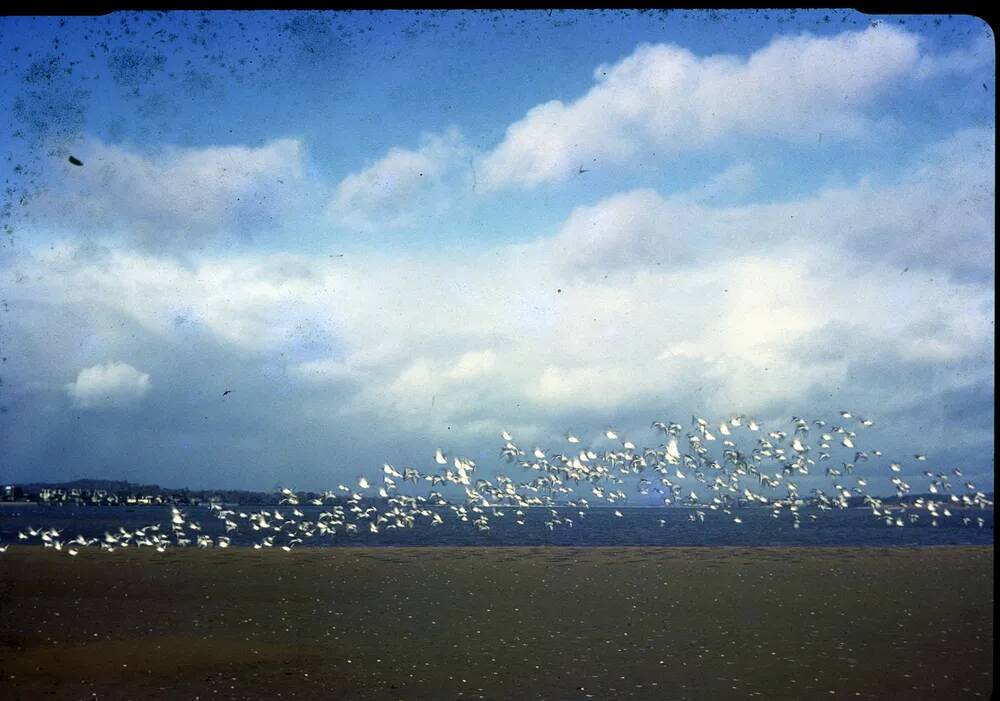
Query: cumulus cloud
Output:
[[288, 358, 358, 383], [549, 127, 994, 277], [693, 162, 758, 204], [326, 128, 471, 231], [66, 362, 152, 409], [548, 188, 699, 271], [14, 250, 344, 353], [18, 163, 990, 443], [12, 230, 990, 486], [6, 128, 993, 489], [915, 32, 994, 79], [478, 25, 958, 190], [3, 17, 993, 494], [32, 138, 309, 251]]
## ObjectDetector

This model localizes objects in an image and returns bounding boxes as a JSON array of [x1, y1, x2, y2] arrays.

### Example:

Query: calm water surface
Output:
[[1, 503, 992, 547]]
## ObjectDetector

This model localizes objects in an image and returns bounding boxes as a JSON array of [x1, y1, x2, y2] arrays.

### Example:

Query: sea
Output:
[[0, 503, 993, 548]]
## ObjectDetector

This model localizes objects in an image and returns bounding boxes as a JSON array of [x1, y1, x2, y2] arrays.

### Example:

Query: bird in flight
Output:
[[68, 155, 83, 166], [577, 165, 589, 174], [222, 390, 232, 396]]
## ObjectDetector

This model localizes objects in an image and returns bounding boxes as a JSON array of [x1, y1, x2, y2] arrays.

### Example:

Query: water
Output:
[[1, 503, 992, 547]]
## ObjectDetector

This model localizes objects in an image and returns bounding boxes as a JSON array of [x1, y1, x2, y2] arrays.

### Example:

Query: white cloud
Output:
[[326, 128, 471, 231], [447, 349, 498, 381], [289, 358, 358, 383], [915, 32, 994, 79], [10, 130, 993, 461], [693, 162, 758, 204], [23, 243, 989, 441], [549, 127, 994, 277], [36, 138, 309, 250], [548, 188, 700, 271], [66, 362, 152, 409], [479, 26, 926, 190], [19, 250, 344, 352]]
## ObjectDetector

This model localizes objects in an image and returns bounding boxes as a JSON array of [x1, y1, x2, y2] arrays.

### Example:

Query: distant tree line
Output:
[[1, 479, 991, 509], [2, 479, 291, 506]]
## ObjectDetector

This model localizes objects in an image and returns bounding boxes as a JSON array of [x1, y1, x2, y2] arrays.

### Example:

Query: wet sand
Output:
[[0, 546, 992, 700]]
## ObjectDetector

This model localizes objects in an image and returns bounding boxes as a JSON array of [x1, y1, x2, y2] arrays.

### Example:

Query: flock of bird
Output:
[[2, 412, 992, 555]]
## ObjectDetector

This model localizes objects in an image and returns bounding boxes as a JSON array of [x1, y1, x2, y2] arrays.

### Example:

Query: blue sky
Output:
[[0, 10, 994, 495]]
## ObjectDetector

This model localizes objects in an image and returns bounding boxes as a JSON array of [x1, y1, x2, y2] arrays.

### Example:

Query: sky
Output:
[[0, 10, 994, 495]]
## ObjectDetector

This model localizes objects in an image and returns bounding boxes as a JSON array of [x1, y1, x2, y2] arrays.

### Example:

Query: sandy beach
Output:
[[0, 546, 992, 700]]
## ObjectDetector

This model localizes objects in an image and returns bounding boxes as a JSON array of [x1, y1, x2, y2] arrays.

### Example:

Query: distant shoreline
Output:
[[2, 501, 993, 511]]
